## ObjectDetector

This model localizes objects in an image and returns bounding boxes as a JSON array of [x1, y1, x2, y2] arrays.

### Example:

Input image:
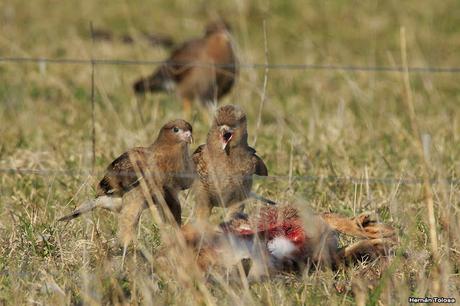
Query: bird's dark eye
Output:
[[173, 127, 179, 133]]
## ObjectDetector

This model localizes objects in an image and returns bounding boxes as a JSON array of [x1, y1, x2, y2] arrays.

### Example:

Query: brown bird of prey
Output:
[[192, 104, 268, 221], [133, 21, 237, 114], [58, 119, 194, 226]]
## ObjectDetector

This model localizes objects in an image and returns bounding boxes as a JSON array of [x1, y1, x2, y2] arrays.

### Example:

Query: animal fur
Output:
[[181, 205, 397, 280]]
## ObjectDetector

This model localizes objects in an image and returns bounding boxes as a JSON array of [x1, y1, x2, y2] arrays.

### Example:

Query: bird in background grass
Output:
[[133, 20, 237, 116], [192, 104, 268, 223], [58, 119, 194, 247]]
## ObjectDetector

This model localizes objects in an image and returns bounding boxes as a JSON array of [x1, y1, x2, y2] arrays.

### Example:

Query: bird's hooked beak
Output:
[[219, 125, 234, 150], [180, 130, 193, 144]]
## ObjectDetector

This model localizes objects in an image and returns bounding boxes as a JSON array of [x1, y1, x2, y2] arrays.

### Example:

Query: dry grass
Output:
[[0, 0, 459, 304]]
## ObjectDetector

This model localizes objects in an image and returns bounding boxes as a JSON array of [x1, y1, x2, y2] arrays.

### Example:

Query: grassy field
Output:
[[1, 0, 459, 304]]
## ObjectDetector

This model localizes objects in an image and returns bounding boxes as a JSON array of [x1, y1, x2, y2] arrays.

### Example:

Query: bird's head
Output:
[[204, 20, 232, 36], [209, 104, 247, 152], [157, 119, 193, 145]]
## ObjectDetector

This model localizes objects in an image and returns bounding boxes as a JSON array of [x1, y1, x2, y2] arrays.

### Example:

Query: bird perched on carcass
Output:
[[133, 20, 237, 114], [58, 119, 194, 227], [181, 205, 397, 279], [192, 104, 268, 222]]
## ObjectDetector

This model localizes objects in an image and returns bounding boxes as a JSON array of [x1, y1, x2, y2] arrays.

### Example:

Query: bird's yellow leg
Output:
[[182, 97, 192, 119], [118, 190, 145, 267], [200, 108, 213, 125]]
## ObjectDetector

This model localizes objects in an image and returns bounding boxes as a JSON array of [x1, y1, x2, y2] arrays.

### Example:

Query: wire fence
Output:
[[1, 56, 460, 73], [0, 167, 458, 186], [1, 55, 459, 186]]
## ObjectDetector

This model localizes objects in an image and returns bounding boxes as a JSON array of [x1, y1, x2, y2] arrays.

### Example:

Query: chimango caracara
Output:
[[192, 104, 267, 221], [58, 119, 194, 226], [133, 21, 237, 113]]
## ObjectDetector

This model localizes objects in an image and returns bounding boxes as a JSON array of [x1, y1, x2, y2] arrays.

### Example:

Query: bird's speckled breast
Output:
[[201, 148, 255, 207], [153, 145, 194, 190]]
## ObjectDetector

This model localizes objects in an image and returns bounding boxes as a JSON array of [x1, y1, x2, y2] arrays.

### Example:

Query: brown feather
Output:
[[60, 119, 194, 227], [133, 21, 237, 105], [96, 148, 148, 197], [192, 105, 267, 220]]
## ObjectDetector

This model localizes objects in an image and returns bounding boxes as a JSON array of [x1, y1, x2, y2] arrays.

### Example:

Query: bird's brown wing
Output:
[[192, 144, 206, 166], [191, 144, 210, 189], [248, 147, 268, 176], [97, 147, 148, 197], [133, 38, 206, 93], [165, 39, 207, 83], [163, 188, 182, 225]]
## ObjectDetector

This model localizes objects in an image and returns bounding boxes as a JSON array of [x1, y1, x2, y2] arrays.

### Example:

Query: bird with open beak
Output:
[[58, 119, 194, 229], [192, 104, 268, 222]]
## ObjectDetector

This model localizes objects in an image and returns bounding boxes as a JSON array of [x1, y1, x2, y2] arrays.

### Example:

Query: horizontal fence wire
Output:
[[0, 167, 458, 186], [1, 56, 459, 187], [1, 56, 460, 73]]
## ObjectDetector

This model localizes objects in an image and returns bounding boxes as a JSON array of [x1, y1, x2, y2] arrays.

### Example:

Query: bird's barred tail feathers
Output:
[[57, 196, 122, 222], [57, 199, 97, 222], [133, 68, 173, 94]]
